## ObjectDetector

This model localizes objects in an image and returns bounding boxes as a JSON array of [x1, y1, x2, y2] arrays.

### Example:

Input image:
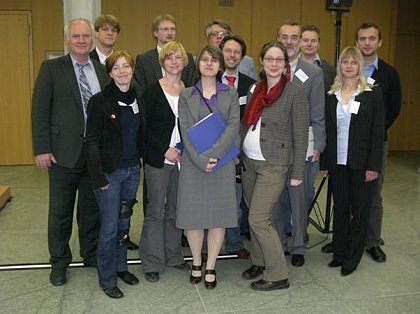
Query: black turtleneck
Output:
[[109, 81, 140, 168]]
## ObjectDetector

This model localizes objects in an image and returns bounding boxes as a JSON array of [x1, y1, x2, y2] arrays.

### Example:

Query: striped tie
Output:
[[77, 63, 92, 114]]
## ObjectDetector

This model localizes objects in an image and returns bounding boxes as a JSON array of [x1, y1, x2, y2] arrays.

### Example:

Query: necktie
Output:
[[77, 63, 92, 116], [226, 75, 236, 87], [285, 64, 291, 81]]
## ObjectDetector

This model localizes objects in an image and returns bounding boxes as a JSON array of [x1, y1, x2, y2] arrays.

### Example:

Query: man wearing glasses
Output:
[[272, 22, 325, 268], [205, 19, 257, 80], [134, 14, 197, 91]]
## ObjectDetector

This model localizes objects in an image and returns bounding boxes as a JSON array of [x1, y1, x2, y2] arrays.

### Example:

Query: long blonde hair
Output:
[[329, 46, 369, 94]]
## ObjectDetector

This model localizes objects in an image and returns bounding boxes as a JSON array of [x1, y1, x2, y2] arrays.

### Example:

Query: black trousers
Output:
[[330, 165, 374, 271], [48, 148, 98, 269]]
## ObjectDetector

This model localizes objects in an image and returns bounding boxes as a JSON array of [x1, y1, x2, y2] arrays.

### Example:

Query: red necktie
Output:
[[285, 64, 291, 81], [226, 76, 236, 87]]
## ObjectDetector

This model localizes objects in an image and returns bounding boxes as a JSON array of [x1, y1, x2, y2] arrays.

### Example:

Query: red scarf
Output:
[[243, 75, 288, 130]]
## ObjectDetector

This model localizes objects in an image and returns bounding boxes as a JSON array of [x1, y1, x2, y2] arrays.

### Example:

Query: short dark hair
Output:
[[301, 24, 321, 40], [195, 45, 225, 76], [277, 21, 301, 37], [355, 22, 382, 41], [94, 14, 120, 33], [219, 35, 247, 58], [106, 51, 134, 74]]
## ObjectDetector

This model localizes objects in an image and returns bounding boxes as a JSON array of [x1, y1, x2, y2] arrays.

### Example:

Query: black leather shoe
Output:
[[328, 260, 342, 268], [190, 264, 202, 284], [144, 272, 159, 282], [321, 242, 334, 253], [242, 265, 265, 280], [251, 279, 289, 291], [117, 271, 139, 285], [127, 240, 139, 250], [341, 267, 354, 277], [49, 268, 66, 286], [291, 254, 305, 267], [366, 246, 386, 262], [103, 286, 124, 298], [204, 269, 217, 289]]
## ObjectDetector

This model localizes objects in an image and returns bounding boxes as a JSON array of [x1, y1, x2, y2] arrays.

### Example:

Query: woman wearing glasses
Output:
[[176, 45, 240, 289], [240, 41, 308, 291]]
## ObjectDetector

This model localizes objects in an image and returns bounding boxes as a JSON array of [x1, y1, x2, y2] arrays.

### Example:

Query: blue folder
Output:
[[186, 111, 239, 171]]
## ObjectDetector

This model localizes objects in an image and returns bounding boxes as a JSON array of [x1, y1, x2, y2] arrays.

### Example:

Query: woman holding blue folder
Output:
[[176, 45, 240, 289]]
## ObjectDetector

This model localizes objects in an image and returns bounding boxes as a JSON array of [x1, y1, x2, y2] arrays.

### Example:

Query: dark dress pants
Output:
[[48, 149, 98, 269], [330, 165, 374, 271]]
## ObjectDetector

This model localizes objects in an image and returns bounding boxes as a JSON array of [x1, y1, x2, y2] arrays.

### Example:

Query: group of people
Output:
[[31, 13, 401, 299]]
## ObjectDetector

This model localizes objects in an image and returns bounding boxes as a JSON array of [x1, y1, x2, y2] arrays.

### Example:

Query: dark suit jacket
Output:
[[89, 49, 100, 63], [321, 86, 384, 172], [85, 83, 143, 189], [141, 82, 176, 168], [320, 59, 336, 93], [134, 48, 197, 91], [32, 54, 108, 168], [371, 58, 402, 140]]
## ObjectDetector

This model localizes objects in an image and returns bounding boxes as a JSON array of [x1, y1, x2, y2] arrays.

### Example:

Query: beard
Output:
[[287, 45, 299, 59]]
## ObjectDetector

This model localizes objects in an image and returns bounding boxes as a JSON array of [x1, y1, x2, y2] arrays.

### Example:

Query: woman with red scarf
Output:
[[240, 41, 309, 291]]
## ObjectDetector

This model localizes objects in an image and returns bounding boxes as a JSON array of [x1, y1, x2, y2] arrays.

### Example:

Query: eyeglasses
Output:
[[209, 31, 229, 38], [263, 57, 286, 64], [159, 27, 176, 32], [279, 35, 299, 41], [223, 48, 241, 55], [200, 57, 219, 64]]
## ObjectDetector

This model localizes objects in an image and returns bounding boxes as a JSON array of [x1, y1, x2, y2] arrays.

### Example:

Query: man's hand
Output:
[[365, 170, 379, 182], [290, 179, 303, 187], [35, 153, 57, 169], [312, 149, 320, 162]]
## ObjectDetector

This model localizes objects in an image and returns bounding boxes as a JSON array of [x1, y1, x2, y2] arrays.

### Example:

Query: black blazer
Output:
[[89, 49, 100, 63], [85, 83, 143, 189], [134, 48, 197, 91], [321, 86, 384, 173], [32, 54, 108, 168], [142, 82, 177, 168], [371, 58, 402, 139]]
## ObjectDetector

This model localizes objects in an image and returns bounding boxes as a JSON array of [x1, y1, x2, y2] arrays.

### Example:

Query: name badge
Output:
[[239, 96, 247, 106], [367, 77, 376, 85], [132, 101, 139, 114], [295, 69, 309, 83], [350, 101, 360, 114]]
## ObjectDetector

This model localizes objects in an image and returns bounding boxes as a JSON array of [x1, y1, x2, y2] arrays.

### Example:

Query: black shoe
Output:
[[250, 279, 289, 291], [321, 242, 334, 254], [291, 254, 305, 267], [144, 272, 159, 282], [366, 246, 386, 262], [172, 262, 189, 270], [328, 260, 342, 268], [341, 267, 354, 277], [49, 268, 66, 286], [242, 265, 265, 280], [117, 271, 139, 285], [204, 269, 217, 289], [190, 264, 202, 284], [103, 286, 124, 298], [127, 240, 139, 250]]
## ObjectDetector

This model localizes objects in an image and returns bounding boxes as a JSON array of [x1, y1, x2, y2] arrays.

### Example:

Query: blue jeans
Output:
[[94, 165, 140, 289]]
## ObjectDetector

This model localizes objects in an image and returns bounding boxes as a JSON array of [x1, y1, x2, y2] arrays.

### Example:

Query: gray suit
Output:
[[238, 55, 257, 80], [32, 54, 108, 268], [241, 81, 308, 281], [272, 59, 326, 256]]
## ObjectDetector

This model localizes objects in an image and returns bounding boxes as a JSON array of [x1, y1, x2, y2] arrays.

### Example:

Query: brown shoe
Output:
[[228, 248, 250, 259], [250, 279, 289, 291]]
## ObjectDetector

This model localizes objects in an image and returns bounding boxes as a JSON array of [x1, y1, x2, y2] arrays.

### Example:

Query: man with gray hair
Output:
[[32, 18, 108, 286]]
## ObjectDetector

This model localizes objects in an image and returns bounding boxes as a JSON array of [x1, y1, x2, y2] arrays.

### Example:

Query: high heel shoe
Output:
[[204, 269, 217, 289], [190, 264, 202, 284]]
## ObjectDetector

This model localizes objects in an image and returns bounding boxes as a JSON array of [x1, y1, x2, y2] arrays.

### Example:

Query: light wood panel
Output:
[[0, 12, 33, 164]]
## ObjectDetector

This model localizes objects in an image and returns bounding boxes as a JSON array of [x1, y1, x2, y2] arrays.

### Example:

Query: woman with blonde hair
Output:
[[320, 46, 384, 276]]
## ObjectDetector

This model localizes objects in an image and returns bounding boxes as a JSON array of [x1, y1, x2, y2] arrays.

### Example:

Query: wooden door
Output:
[[389, 35, 420, 150], [0, 11, 33, 164]]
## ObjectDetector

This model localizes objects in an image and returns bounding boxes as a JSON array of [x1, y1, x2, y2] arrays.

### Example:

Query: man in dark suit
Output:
[[32, 18, 108, 286], [218, 35, 256, 259], [89, 14, 120, 65], [356, 22, 401, 263], [272, 22, 325, 267], [134, 14, 197, 91]]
